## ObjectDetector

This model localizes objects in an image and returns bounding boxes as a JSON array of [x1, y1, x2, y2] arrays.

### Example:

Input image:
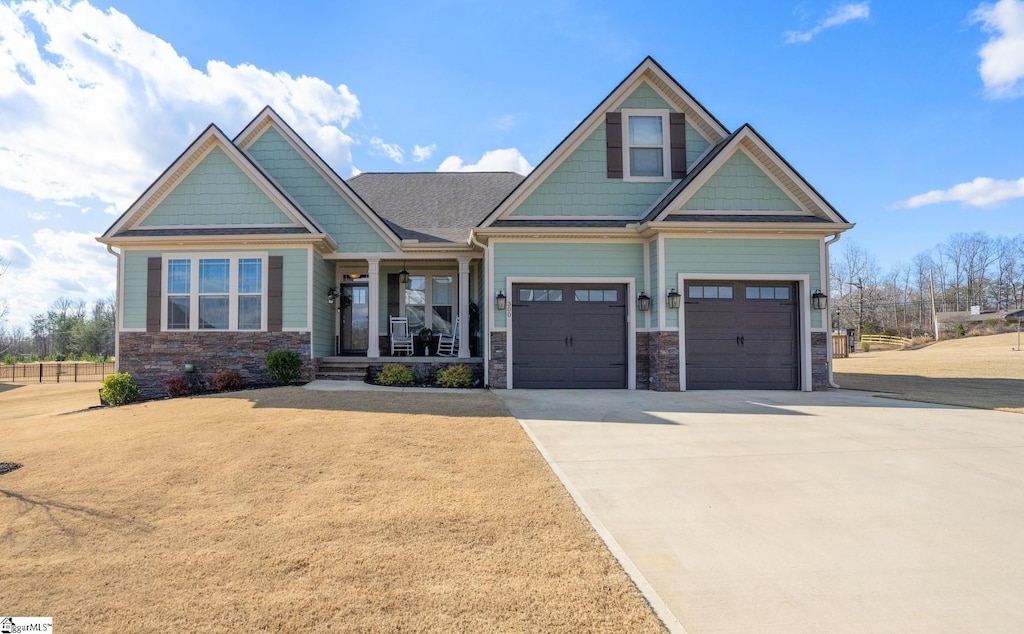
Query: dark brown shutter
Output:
[[267, 255, 283, 332], [387, 274, 400, 319], [146, 257, 161, 332], [670, 112, 687, 179], [606, 112, 623, 179]]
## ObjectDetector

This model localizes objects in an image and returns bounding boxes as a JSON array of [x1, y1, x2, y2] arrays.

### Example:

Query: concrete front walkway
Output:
[[494, 389, 1024, 633]]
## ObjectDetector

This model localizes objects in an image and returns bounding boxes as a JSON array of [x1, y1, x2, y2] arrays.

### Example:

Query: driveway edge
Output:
[[516, 419, 686, 634]]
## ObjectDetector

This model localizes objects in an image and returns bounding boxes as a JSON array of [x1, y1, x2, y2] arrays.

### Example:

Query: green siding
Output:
[[121, 248, 308, 330], [687, 124, 710, 167], [269, 248, 308, 329], [246, 128, 395, 253], [122, 250, 157, 329], [509, 120, 667, 217], [617, 82, 671, 110], [311, 253, 335, 358], [682, 151, 801, 212], [492, 242, 644, 328], [662, 238, 822, 328], [140, 147, 295, 227], [509, 82, 711, 219]]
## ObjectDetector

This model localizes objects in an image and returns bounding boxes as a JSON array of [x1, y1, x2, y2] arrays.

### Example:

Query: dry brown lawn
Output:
[[834, 332, 1024, 413], [0, 382, 664, 632]]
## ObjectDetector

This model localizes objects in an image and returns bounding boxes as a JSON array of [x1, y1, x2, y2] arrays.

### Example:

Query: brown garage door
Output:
[[684, 281, 799, 390], [511, 283, 627, 389]]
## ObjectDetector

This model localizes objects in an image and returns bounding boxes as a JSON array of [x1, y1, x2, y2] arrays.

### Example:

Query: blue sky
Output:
[[1, 0, 1022, 329]]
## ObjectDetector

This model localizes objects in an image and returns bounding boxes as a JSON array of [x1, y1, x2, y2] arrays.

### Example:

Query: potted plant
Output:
[[418, 328, 434, 356]]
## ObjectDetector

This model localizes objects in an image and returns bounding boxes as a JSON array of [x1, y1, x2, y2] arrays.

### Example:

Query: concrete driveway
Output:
[[493, 389, 1024, 633]]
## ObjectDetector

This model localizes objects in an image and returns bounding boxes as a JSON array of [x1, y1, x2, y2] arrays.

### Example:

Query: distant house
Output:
[[98, 57, 852, 396]]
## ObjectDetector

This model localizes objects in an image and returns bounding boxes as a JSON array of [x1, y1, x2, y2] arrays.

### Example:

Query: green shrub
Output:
[[955, 323, 966, 338], [265, 350, 304, 385], [436, 364, 474, 388], [212, 369, 244, 391], [100, 372, 140, 406], [163, 376, 190, 397], [375, 364, 414, 386], [861, 342, 871, 353]]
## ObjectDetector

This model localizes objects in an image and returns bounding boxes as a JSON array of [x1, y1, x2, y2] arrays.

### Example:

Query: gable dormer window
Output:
[[606, 109, 686, 182], [624, 110, 669, 180]]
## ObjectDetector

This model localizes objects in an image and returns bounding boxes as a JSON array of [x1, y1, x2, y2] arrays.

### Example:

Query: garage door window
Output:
[[688, 285, 733, 299], [746, 286, 791, 300], [518, 288, 563, 302], [574, 289, 618, 302]]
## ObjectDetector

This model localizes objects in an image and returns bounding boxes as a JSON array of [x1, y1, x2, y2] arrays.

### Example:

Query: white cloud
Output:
[[0, 229, 114, 328], [369, 137, 405, 163], [901, 176, 1024, 208], [412, 144, 437, 162], [973, 0, 1024, 97], [437, 148, 533, 175], [494, 114, 518, 132], [26, 211, 48, 221], [784, 3, 871, 44], [0, 0, 361, 212]]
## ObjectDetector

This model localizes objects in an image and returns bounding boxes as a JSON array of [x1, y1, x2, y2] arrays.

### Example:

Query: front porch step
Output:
[[316, 360, 370, 381]]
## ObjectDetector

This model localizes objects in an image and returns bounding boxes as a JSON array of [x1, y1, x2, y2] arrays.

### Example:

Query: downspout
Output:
[[106, 244, 122, 373], [469, 233, 490, 387], [824, 232, 841, 388]]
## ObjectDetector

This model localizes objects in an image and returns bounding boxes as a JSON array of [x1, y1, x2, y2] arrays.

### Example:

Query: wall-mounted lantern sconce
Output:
[[326, 286, 339, 304], [636, 292, 652, 312], [666, 288, 682, 310], [398, 262, 410, 285], [495, 291, 507, 311], [812, 289, 828, 310]]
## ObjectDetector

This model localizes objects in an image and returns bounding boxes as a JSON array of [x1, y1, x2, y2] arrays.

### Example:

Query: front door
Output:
[[340, 283, 369, 355]]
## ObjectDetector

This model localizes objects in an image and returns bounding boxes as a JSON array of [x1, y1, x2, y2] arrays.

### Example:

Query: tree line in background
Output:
[[831, 231, 1024, 339], [0, 257, 115, 363]]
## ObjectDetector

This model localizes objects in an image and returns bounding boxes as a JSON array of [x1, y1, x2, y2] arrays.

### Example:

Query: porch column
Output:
[[367, 258, 380, 358], [458, 257, 471, 358]]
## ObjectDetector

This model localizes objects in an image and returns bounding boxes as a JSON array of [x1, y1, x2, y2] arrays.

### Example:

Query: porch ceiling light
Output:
[[666, 288, 681, 310], [495, 291, 507, 311], [812, 289, 828, 310], [399, 262, 410, 285], [326, 286, 339, 304], [636, 292, 652, 312]]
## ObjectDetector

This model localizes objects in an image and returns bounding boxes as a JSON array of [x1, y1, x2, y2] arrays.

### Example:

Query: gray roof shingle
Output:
[[348, 172, 524, 243]]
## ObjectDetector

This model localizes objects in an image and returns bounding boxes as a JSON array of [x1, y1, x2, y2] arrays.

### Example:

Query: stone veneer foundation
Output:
[[487, 331, 507, 389], [119, 331, 311, 398], [811, 331, 829, 390]]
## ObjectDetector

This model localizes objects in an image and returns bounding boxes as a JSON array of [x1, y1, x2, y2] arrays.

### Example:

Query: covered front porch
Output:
[[325, 255, 484, 360]]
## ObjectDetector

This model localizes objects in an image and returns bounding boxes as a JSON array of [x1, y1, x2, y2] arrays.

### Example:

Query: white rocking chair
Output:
[[436, 316, 460, 357], [389, 316, 414, 356]]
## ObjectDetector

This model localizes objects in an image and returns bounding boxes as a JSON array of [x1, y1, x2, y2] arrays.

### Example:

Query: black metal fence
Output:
[[0, 362, 116, 383]]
